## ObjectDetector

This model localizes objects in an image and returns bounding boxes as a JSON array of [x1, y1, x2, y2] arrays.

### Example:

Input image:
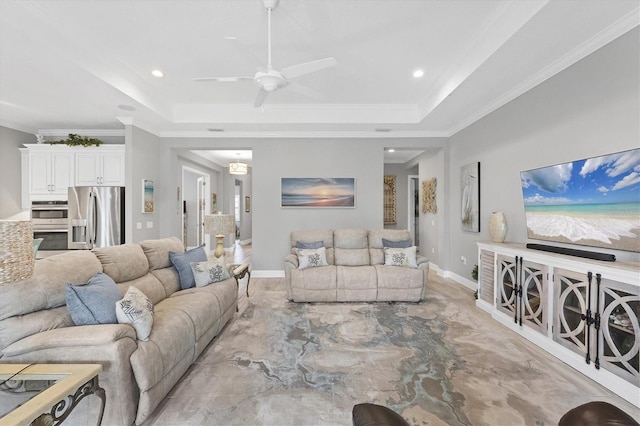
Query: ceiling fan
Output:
[[193, 0, 336, 108]]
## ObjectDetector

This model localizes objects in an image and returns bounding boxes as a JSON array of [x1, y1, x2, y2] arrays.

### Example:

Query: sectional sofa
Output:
[[0, 237, 238, 425], [284, 229, 429, 302]]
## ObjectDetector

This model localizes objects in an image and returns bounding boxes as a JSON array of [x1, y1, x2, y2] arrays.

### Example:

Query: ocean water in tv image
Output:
[[521, 149, 640, 252]]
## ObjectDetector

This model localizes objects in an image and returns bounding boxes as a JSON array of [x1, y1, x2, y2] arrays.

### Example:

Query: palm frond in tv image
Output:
[[520, 148, 640, 252]]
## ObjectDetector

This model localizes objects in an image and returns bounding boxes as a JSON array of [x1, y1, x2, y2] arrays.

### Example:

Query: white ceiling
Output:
[[0, 0, 638, 139]]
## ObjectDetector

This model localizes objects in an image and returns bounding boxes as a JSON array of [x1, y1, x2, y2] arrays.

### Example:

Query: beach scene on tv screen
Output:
[[520, 148, 640, 253]]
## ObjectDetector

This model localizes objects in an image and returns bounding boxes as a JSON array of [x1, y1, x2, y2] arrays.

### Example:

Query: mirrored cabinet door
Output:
[[600, 278, 639, 386], [554, 269, 590, 357]]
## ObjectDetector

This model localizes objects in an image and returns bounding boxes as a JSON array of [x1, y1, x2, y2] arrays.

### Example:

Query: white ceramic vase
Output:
[[489, 212, 507, 243]]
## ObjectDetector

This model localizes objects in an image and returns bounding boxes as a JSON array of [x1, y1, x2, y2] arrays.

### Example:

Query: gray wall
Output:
[[0, 127, 35, 219], [158, 137, 446, 271], [126, 126, 161, 242], [447, 27, 640, 279], [418, 148, 448, 269]]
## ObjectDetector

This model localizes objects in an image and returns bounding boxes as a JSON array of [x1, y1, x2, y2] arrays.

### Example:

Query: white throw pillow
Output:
[[384, 246, 417, 268], [115, 286, 154, 341], [190, 257, 231, 287], [297, 247, 329, 270]]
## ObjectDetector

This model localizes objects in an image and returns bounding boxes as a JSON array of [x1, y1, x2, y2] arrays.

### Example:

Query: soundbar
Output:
[[526, 243, 616, 262]]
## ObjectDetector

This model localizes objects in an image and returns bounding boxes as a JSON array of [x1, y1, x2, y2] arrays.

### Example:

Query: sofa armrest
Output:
[[284, 254, 298, 269], [416, 254, 429, 267], [2, 324, 137, 357]]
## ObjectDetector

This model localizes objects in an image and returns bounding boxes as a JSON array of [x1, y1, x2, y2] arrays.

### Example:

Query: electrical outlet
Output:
[[136, 222, 142, 229], [461, 256, 467, 265], [146, 221, 153, 229]]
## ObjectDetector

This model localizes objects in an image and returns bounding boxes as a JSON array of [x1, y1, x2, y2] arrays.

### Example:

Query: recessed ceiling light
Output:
[[117, 104, 136, 111], [207, 128, 224, 132], [375, 128, 392, 132], [224, 36, 237, 40], [388, 149, 395, 153], [151, 69, 164, 78], [412, 69, 424, 78]]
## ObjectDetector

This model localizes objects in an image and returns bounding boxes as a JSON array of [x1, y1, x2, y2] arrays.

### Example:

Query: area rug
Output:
[[144, 275, 636, 425]]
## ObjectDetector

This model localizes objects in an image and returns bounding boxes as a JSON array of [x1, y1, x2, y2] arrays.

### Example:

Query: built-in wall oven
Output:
[[31, 201, 69, 251]]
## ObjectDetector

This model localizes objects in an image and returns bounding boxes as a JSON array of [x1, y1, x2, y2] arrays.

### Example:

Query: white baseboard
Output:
[[430, 262, 477, 291]]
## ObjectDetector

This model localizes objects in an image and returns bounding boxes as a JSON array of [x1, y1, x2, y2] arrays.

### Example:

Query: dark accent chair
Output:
[[558, 401, 639, 426], [352, 403, 409, 426], [352, 401, 639, 426]]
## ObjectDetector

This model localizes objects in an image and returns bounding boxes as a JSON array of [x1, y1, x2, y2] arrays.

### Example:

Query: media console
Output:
[[526, 243, 616, 262], [476, 241, 639, 407]]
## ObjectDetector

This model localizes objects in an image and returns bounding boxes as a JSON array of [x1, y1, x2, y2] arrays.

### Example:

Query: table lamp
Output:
[[204, 214, 235, 258], [0, 220, 35, 284]]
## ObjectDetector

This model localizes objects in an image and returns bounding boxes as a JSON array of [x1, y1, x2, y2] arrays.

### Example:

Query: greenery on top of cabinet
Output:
[[48, 133, 102, 147]]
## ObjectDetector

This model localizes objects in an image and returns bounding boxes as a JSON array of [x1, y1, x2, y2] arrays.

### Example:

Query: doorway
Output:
[[408, 175, 419, 246], [181, 166, 211, 250]]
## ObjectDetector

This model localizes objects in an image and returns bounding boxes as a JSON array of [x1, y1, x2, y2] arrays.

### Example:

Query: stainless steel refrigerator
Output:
[[68, 186, 125, 249]]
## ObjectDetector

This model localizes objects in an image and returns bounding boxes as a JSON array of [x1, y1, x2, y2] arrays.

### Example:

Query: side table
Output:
[[0, 364, 105, 426], [232, 263, 251, 297]]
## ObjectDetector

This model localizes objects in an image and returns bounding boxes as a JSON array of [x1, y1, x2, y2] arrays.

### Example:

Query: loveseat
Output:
[[0, 237, 238, 425], [284, 229, 429, 302]]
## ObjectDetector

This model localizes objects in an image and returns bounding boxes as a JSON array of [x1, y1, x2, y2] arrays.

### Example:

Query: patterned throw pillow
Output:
[[190, 257, 231, 287], [115, 286, 154, 341], [297, 247, 329, 270], [384, 246, 418, 268]]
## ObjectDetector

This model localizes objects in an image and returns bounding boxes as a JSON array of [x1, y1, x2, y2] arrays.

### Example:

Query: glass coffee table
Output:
[[0, 364, 105, 426]]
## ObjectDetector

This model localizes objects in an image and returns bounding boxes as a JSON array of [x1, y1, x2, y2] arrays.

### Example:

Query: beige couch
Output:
[[284, 229, 429, 302], [0, 237, 237, 425]]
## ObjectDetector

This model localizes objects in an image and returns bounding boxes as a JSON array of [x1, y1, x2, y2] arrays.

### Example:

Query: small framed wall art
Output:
[[142, 179, 155, 213]]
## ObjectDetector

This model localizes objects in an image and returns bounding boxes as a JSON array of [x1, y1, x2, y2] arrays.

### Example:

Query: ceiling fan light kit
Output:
[[193, 0, 336, 108]]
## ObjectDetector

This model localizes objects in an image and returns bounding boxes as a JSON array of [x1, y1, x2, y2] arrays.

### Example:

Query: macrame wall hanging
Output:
[[422, 178, 437, 214], [383, 175, 397, 225]]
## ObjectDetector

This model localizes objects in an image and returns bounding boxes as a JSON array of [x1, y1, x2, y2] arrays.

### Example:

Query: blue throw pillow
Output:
[[66, 272, 123, 326], [382, 238, 412, 249], [169, 245, 208, 289], [295, 240, 323, 249]]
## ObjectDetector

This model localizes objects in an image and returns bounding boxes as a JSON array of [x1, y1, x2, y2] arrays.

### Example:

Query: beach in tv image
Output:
[[281, 178, 355, 207], [520, 148, 640, 253]]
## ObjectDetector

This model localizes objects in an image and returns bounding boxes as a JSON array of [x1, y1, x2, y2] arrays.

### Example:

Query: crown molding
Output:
[[0, 120, 37, 135], [36, 128, 126, 137], [447, 8, 640, 136], [158, 130, 449, 139]]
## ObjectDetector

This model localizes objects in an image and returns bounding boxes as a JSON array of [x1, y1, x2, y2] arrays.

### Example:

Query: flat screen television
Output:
[[520, 148, 640, 253]]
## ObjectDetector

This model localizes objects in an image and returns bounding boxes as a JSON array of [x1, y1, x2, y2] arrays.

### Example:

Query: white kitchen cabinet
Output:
[[20, 148, 74, 202], [75, 147, 125, 186], [20, 144, 125, 208], [477, 241, 639, 407]]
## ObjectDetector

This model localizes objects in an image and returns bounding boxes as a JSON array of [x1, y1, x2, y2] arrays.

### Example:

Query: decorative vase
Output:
[[489, 212, 507, 243]]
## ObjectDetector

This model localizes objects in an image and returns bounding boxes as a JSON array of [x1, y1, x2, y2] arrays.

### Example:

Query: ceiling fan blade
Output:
[[281, 57, 337, 79], [192, 76, 254, 82], [254, 88, 269, 108], [287, 81, 323, 100]]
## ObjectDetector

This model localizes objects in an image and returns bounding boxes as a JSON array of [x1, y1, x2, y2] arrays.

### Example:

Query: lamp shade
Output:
[[229, 161, 248, 175], [204, 214, 235, 236], [0, 220, 35, 284]]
